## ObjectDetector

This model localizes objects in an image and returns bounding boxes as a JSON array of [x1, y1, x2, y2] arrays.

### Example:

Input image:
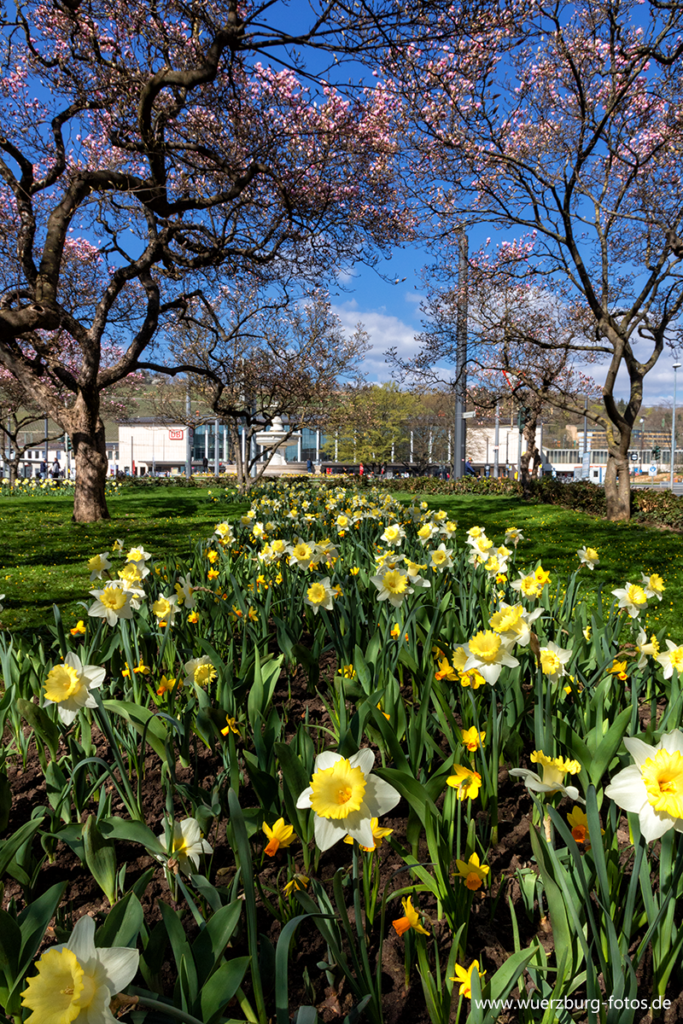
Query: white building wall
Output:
[[117, 423, 188, 473]]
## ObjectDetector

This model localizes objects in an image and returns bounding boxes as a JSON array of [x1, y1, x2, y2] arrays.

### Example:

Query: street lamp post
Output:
[[452, 229, 468, 479], [639, 417, 644, 474], [672, 363, 681, 490]]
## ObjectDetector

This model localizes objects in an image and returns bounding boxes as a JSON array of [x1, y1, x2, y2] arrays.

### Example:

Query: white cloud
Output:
[[332, 300, 420, 381]]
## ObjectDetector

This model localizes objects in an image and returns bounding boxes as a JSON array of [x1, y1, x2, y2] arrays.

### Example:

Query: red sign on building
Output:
[[169, 429, 184, 440]]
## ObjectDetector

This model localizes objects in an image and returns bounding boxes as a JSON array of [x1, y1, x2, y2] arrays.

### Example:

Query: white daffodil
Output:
[[87, 552, 111, 581], [183, 655, 217, 689], [510, 571, 543, 599], [88, 585, 134, 626], [641, 573, 665, 601], [174, 574, 196, 609], [462, 630, 519, 685], [151, 593, 179, 626], [21, 915, 139, 1024], [635, 630, 660, 669], [504, 527, 524, 547], [656, 640, 683, 679], [429, 543, 454, 571], [304, 577, 335, 614], [484, 554, 508, 578], [380, 522, 406, 547], [510, 750, 584, 802], [605, 731, 683, 842], [287, 539, 318, 568], [416, 523, 438, 545], [612, 582, 648, 618], [577, 547, 599, 570], [296, 749, 400, 851], [489, 603, 542, 648], [370, 568, 414, 608], [125, 545, 151, 563], [539, 640, 573, 683], [109, 577, 146, 611], [43, 653, 106, 725], [214, 521, 235, 545], [157, 817, 213, 875]]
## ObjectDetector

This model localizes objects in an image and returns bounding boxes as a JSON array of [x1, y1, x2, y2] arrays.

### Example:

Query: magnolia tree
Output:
[[151, 288, 368, 491], [0, 0, 413, 520], [389, 0, 683, 519]]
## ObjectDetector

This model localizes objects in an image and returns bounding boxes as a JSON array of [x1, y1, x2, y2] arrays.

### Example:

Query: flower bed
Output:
[[0, 480, 681, 1024]]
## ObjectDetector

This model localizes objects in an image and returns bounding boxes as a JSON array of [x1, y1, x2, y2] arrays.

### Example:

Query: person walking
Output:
[[51, 457, 61, 479]]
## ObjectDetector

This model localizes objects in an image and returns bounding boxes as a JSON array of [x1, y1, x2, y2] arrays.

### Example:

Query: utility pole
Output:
[[493, 404, 499, 478], [453, 229, 468, 478], [185, 387, 191, 478], [672, 363, 681, 490], [214, 418, 220, 475]]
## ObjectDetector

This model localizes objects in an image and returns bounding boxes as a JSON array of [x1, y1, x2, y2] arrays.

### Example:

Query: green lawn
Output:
[[1, 486, 680, 640], [393, 492, 681, 640], [0, 488, 245, 633]]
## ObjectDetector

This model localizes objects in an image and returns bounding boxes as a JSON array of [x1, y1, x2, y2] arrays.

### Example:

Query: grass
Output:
[[0, 488, 244, 632], [393, 491, 682, 639], [1, 486, 680, 639]]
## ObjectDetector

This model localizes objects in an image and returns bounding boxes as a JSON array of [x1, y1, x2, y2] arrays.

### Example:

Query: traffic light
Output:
[[517, 406, 530, 431], [64, 433, 72, 452], [653, 445, 661, 460]]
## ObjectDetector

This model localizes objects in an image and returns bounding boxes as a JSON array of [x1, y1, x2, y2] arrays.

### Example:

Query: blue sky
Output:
[[334, 252, 683, 412]]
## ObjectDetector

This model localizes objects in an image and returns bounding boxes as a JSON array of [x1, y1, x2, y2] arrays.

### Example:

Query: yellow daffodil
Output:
[[70, 620, 87, 636], [283, 873, 310, 896], [343, 817, 393, 851], [454, 852, 490, 890], [451, 960, 486, 999], [510, 750, 583, 801], [43, 654, 106, 725], [221, 716, 241, 737], [461, 727, 485, 751], [392, 896, 430, 937], [156, 675, 178, 697], [262, 818, 297, 856], [446, 765, 482, 801]]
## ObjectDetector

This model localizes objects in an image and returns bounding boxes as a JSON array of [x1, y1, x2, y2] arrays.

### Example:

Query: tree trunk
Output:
[[8, 457, 17, 491], [519, 412, 540, 498], [70, 397, 110, 522], [604, 451, 631, 521]]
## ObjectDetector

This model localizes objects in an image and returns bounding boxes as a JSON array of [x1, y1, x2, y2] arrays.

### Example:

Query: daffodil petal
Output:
[[296, 786, 313, 809], [350, 748, 375, 775], [97, 946, 139, 993], [314, 815, 341, 851], [604, 766, 648, 813], [364, 775, 401, 816], [315, 751, 344, 772], [623, 737, 657, 769]]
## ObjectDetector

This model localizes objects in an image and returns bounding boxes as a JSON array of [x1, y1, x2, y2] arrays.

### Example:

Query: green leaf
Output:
[[96, 893, 143, 948], [192, 901, 243, 987], [17, 699, 60, 760], [102, 700, 169, 761], [100, 816, 166, 856], [0, 816, 45, 879], [199, 956, 251, 1024], [83, 816, 118, 906]]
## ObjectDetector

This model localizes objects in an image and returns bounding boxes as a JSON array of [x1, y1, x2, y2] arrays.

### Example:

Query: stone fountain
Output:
[[254, 416, 301, 467]]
